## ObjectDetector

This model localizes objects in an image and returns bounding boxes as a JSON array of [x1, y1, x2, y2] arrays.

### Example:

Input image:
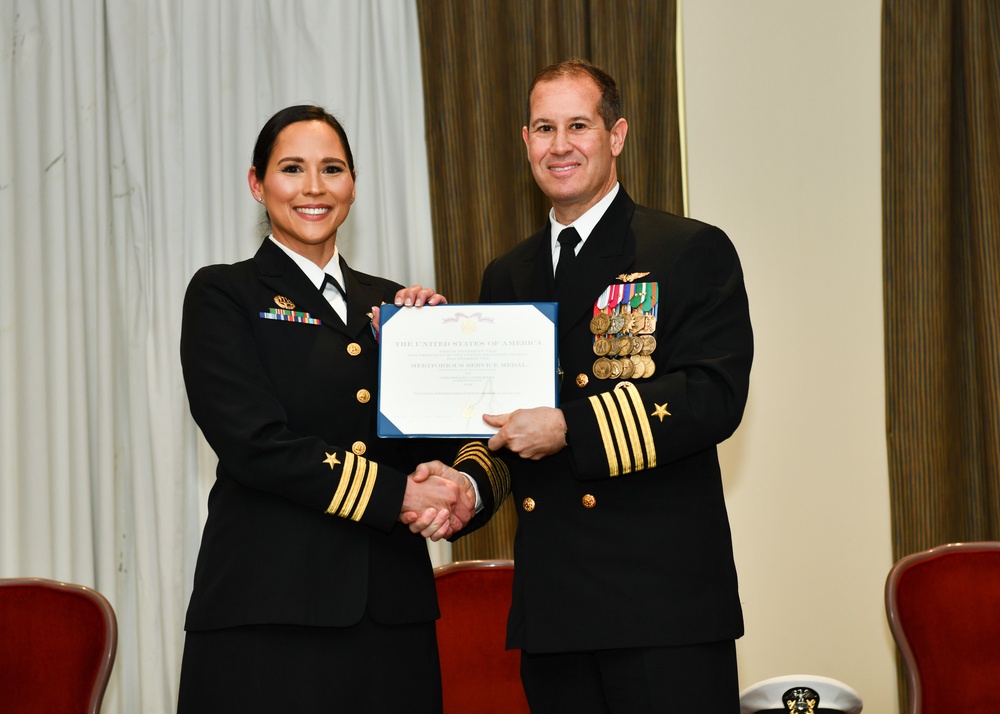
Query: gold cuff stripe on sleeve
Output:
[[599, 392, 632, 475], [623, 384, 657, 468], [351, 461, 377, 521], [326, 452, 353, 514], [613, 387, 645, 471], [339, 455, 369, 518], [457, 442, 493, 466], [462, 451, 499, 503], [456, 442, 509, 507], [588, 394, 620, 477]]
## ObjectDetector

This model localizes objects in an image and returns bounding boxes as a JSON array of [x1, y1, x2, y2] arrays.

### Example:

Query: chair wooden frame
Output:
[[434, 557, 514, 577], [885, 541, 1000, 714], [0, 577, 118, 714]]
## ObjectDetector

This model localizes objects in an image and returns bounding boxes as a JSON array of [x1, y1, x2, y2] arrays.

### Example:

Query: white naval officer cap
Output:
[[739, 674, 863, 714]]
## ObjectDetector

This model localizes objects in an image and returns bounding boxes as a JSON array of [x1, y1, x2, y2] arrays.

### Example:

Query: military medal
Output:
[[593, 337, 613, 356], [593, 357, 613, 380], [590, 312, 611, 335], [590, 278, 659, 380]]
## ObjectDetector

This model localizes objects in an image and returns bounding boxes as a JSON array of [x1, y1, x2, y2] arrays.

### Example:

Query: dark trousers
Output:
[[177, 615, 442, 713], [520, 640, 738, 714]]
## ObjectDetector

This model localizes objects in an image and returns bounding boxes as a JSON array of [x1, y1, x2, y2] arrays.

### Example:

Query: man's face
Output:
[[522, 75, 627, 224]]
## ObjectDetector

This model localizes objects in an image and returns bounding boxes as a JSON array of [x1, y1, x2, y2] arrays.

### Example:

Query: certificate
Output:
[[377, 303, 558, 437]]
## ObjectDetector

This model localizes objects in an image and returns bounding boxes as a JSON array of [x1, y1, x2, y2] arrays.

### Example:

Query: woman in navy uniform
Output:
[[177, 105, 505, 713]]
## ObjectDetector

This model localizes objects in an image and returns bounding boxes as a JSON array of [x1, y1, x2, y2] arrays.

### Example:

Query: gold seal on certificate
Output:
[[377, 303, 558, 437]]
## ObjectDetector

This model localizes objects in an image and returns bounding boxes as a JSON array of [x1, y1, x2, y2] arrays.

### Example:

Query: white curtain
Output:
[[0, 1, 445, 711]]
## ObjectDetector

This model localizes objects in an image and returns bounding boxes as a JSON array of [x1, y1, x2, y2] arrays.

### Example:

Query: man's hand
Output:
[[399, 461, 476, 541], [484, 407, 568, 459], [371, 285, 447, 335]]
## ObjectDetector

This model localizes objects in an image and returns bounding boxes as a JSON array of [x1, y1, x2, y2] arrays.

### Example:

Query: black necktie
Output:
[[321, 273, 347, 323], [555, 227, 581, 286], [321, 273, 346, 301]]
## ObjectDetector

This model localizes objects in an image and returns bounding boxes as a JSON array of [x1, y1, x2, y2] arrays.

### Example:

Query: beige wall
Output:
[[681, 1, 897, 711]]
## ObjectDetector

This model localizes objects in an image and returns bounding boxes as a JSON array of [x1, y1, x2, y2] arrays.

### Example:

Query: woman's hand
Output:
[[371, 285, 447, 335]]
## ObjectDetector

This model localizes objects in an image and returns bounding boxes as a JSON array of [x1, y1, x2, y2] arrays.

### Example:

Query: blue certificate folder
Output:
[[377, 302, 558, 438]]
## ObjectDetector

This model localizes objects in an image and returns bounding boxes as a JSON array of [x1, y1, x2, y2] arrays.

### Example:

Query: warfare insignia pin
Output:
[[616, 271, 650, 283]]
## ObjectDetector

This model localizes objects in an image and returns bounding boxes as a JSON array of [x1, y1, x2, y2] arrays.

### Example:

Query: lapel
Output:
[[555, 189, 637, 339], [338, 255, 386, 337], [253, 240, 370, 339], [510, 231, 557, 302]]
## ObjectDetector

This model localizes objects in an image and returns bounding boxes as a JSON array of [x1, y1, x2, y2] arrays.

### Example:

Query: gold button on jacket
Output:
[[351, 441, 366, 455], [575, 373, 589, 387], [522, 497, 536, 512], [582, 494, 596, 509], [346, 342, 362, 356], [356, 389, 371, 403]]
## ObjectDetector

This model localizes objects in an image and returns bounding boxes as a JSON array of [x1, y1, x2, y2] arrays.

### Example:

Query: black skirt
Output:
[[177, 615, 442, 713]]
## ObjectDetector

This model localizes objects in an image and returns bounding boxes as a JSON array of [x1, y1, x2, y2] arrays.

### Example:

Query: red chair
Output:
[[434, 559, 529, 714], [0, 577, 118, 714], [885, 542, 1000, 714]]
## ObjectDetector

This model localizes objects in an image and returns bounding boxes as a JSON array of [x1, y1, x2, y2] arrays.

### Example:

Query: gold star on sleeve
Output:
[[651, 403, 671, 422], [323, 452, 341, 469], [322, 451, 379, 521]]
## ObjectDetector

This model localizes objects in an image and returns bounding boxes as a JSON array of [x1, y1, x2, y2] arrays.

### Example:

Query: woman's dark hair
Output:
[[251, 105, 356, 180]]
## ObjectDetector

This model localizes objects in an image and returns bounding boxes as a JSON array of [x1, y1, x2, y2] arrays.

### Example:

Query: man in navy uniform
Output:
[[410, 58, 753, 713]]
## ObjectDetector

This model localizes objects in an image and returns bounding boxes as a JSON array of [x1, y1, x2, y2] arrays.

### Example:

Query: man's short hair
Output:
[[526, 58, 622, 130]]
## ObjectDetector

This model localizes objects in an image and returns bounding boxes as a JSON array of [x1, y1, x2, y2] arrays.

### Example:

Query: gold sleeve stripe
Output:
[[461, 451, 499, 503], [456, 441, 510, 507], [613, 387, 646, 471], [477, 441, 510, 499], [338, 455, 369, 518], [599, 392, 631, 475], [326, 452, 354, 514], [623, 385, 657, 469], [588, 394, 620, 477], [457, 442, 491, 464], [351, 461, 377, 521]]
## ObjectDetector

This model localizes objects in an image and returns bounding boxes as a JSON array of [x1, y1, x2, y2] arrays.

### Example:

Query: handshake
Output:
[[398, 461, 477, 542], [393, 407, 569, 541]]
